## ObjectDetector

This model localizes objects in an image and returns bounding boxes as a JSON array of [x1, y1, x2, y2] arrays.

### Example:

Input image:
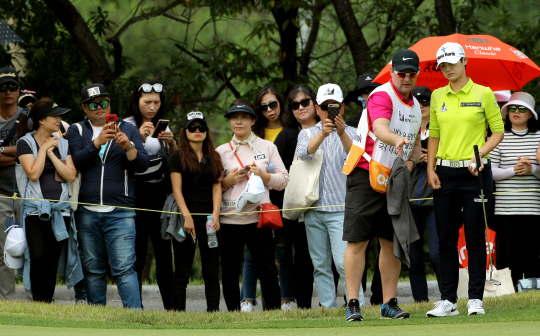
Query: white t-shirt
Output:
[[83, 123, 115, 213], [124, 116, 169, 155]]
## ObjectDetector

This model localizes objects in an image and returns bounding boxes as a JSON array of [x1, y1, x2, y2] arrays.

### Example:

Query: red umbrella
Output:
[[373, 33, 540, 91]]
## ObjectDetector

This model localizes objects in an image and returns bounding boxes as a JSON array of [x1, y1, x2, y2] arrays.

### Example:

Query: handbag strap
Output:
[[229, 142, 249, 180]]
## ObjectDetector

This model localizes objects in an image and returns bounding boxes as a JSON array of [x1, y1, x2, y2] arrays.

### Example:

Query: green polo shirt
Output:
[[429, 78, 504, 161]]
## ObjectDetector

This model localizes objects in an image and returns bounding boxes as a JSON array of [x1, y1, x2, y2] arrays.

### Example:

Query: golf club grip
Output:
[[473, 145, 483, 189]]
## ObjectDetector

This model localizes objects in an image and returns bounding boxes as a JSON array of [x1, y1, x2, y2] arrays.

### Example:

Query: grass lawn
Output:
[[0, 292, 539, 335]]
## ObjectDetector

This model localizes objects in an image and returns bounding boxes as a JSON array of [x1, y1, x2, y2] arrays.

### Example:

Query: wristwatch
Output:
[[0, 147, 4, 154], [125, 141, 135, 152]]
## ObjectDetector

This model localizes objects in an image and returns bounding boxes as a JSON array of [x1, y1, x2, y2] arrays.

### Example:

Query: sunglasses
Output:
[[394, 70, 419, 79], [0, 84, 19, 92], [186, 125, 208, 133], [87, 100, 110, 111], [508, 105, 529, 113], [319, 103, 341, 111], [419, 101, 430, 107], [139, 83, 163, 93], [290, 98, 311, 110], [258, 100, 278, 112]]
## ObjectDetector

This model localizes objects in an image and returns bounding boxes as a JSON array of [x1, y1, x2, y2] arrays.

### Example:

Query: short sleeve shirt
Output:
[[168, 150, 217, 214], [429, 78, 504, 161], [15, 136, 71, 201]]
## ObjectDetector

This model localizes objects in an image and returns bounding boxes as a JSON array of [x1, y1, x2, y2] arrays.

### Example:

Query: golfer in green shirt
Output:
[[425, 42, 504, 317]]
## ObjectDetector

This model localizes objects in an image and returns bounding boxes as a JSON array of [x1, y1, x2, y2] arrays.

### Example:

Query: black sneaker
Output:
[[381, 298, 410, 319], [345, 299, 363, 322]]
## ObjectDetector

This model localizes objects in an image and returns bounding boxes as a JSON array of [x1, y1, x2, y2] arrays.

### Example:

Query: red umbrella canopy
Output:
[[373, 33, 540, 91]]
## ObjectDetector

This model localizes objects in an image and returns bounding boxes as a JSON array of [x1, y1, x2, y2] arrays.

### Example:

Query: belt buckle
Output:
[[449, 161, 460, 168]]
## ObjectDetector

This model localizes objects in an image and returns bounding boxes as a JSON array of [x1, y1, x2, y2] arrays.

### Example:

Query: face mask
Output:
[[358, 96, 366, 109]]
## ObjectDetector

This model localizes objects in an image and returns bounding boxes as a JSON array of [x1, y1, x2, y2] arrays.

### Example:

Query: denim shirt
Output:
[[14, 133, 83, 290]]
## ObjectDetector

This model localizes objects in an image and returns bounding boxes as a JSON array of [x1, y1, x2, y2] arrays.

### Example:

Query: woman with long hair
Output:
[[125, 79, 175, 309], [217, 99, 289, 312], [252, 86, 287, 141], [169, 111, 223, 311], [14, 98, 82, 302], [491, 92, 540, 287]]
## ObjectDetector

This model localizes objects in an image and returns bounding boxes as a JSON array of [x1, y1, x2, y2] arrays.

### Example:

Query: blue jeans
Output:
[[240, 228, 294, 304], [304, 210, 364, 308], [75, 207, 141, 309], [409, 207, 441, 302]]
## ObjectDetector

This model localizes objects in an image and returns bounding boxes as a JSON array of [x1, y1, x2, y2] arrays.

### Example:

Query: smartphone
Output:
[[152, 119, 169, 138], [327, 104, 340, 123], [240, 164, 253, 174], [106, 114, 117, 134]]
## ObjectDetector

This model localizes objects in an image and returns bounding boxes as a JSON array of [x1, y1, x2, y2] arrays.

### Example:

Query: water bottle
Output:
[[206, 216, 218, 248], [267, 163, 275, 190]]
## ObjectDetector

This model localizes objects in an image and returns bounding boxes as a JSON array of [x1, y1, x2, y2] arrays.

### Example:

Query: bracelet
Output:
[[406, 159, 415, 165], [479, 151, 485, 157]]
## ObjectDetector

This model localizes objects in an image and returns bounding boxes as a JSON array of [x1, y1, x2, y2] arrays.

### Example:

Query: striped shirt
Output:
[[490, 130, 540, 215], [296, 122, 356, 212]]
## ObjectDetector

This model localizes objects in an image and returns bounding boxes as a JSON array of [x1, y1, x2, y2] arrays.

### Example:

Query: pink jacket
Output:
[[216, 137, 289, 224]]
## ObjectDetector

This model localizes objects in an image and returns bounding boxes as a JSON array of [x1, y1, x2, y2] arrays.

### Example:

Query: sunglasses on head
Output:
[[258, 100, 278, 112], [87, 100, 110, 111], [290, 98, 311, 110], [186, 125, 208, 133], [319, 103, 341, 111], [393, 70, 419, 79], [0, 84, 19, 92], [508, 105, 529, 113], [139, 83, 163, 93]]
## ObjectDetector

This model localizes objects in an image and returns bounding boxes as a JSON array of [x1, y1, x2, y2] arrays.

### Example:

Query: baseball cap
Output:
[[494, 90, 511, 103], [18, 90, 38, 108], [436, 42, 466, 67], [236, 173, 265, 212], [0, 67, 20, 86], [501, 92, 537, 120], [316, 83, 343, 105], [33, 100, 71, 120], [344, 73, 382, 106], [4, 226, 26, 269], [80, 83, 109, 104], [183, 111, 208, 128], [392, 50, 420, 72], [412, 86, 432, 102], [224, 104, 257, 119]]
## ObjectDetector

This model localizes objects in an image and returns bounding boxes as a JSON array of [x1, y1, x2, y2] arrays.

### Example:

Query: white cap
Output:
[[236, 173, 265, 212], [494, 90, 511, 103], [316, 84, 343, 105], [436, 42, 466, 67], [4, 226, 26, 269]]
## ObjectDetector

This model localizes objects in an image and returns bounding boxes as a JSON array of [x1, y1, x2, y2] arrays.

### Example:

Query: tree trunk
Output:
[[330, 0, 371, 77], [43, 0, 113, 84], [435, 0, 456, 36], [271, 5, 300, 92], [299, 1, 326, 81]]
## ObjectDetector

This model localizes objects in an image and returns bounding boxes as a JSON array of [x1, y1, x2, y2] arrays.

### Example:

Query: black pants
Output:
[[134, 181, 173, 310], [220, 223, 281, 311], [409, 206, 441, 302], [497, 215, 540, 286], [291, 220, 314, 309], [433, 165, 492, 303], [25, 215, 69, 303], [171, 215, 221, 311]]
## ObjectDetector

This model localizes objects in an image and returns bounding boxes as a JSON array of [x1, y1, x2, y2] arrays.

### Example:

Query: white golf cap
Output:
[[501, 92, 537, 120], [436, 42, 466, 67], [236, 173, 265, 212], [494, 90, 511, 103], [316, 83, 343, 105], [4, 226, 26, 269]]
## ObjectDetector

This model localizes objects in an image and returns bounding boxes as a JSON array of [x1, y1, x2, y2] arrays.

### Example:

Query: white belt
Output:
[[437, 158, 489, 168]]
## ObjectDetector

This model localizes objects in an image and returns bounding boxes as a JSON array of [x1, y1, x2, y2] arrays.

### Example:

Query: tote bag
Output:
[[282, 129, 323, 220], [457, 266, 515, 299]]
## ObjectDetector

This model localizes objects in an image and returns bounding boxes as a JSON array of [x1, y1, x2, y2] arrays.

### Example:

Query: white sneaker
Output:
[[426, 300, 460, 317], [240, 301, 254, 312], [467, 299, 485, 315], [281, 302, 293, 311]]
